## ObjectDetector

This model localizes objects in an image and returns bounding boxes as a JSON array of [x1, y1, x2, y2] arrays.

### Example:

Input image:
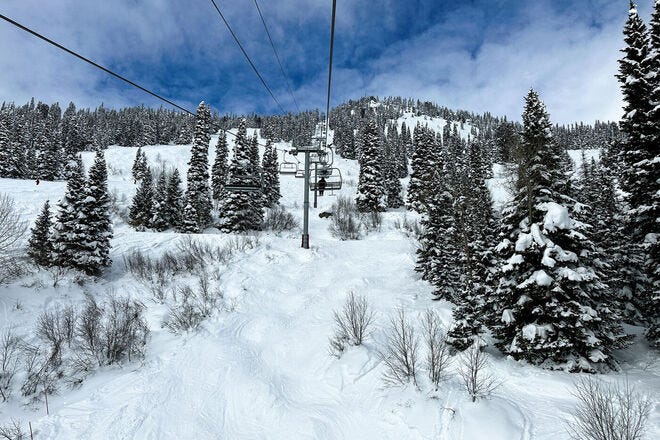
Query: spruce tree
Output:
[[181, 195, 200, 233], [617, 2, 659, 347], [220, 119, 262, 232], [261, 139, 281, 207], [490, 90, 628, 371], [184, 102, 213, 230], [132, 147, 147, 182], [151, 171, 170, 231], [129, 167, 154, 230], [406, 126, 437, 213], [166, 168, 184, 230], [211, 133, 229, 201], [81, 150, 113, 274], [355, 119, 386, 212], [28, 200, 53, 266], [51, 158, 87, 270]]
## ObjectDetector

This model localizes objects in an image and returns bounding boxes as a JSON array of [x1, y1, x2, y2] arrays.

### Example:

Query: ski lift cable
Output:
[[0, 13, 299, 155], [323, 0, 337, 147], [252, 0, 300, 113], [208, 0, 287, 115]]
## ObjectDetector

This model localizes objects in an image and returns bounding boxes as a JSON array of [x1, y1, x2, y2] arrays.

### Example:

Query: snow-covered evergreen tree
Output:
[[261, 139, 281, 207], [491, 90, 628, 371], [184, 102, 213, 230], [220, 119, 262, 232], [151, 171, 170, 231], [211, 133, 229, 201], [617, 2, 659, 347], [166, 168, 184, 231], [406, 126, 437, 213], [129, 167, 154, 230], [51, 158, 87, 271], [80, 150, 113, 274], [355, 120, 386, 212], [27, 200, 53, 266], [132, 147, 148, 182]]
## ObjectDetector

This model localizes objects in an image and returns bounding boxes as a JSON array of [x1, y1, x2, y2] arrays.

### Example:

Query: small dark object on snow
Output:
[[35, 179, 40, 185], [319, 211, 333, 219]]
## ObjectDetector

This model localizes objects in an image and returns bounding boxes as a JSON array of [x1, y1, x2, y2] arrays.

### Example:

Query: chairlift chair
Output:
[[279, 151, 299, 175], [309, 167, 342, 195]]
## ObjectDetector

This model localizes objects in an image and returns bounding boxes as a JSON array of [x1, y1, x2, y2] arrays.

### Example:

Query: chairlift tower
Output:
[[289, 122, 327, 249]]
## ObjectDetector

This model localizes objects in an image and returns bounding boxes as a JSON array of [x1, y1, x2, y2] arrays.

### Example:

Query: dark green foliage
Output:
[[356, 120, 386, 212], [28, 200, 53, 266], [81, 150, 113, 273], [129, 168, 154, 230], [184, 102, 213, 230], [166, 168, 184, 230], [261, 139, 281, 207], [211, 133, 229, 201]]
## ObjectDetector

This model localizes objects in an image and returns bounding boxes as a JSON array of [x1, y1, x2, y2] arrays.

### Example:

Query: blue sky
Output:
[[0, 0, 654, 123]]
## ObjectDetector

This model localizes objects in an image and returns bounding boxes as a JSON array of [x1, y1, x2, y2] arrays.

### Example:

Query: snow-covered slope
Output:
[[0, 135, 658, 440]]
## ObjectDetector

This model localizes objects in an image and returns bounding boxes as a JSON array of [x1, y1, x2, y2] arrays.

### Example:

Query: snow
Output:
[[1, 137, 659, 439], [540, 202, 573, 232]]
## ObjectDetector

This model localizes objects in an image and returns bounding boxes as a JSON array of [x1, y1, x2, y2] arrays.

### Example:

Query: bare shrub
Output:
[[37, 306, 76, 366], [0, 330, 21, 402], [360, 211, 383, 233], [0, 194, 27, 258], [165, 274, 223, 332], [124, 236, 260, 282], [262, 205, 299, 232], [76, 294, 148, 368], [0, 419, 26, 440], [458, 343, 499, 402], [393, 214, 424, 239], [422, 309, 451, 390], [380, 309, 419, 387], [566, 376, 652, 440], [19, 343, 54, 398], [329, 196, 361, 240], [329, 293, 374, 357]]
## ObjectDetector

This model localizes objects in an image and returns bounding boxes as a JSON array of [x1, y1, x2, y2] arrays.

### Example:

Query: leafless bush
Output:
[[165, 274, 223, 332], [0, 194, 27, 258], [380, 309, 419, 387], [19, 343, 54, 398], [422, 309, 451, 390], [329, 196, 361, 240], [37, 306, 76, 366], [360, 211, 383, 233], [76, 294, 148, 368], [262, 205, 299, 232], [393, 214, 424, 239], [328, 293, 374, 357], [566, 376, 652, 440], [0, 330, 21, 402], [458, 343, 499, 402], [124, 236, 260, 282], [0, 419, 26, 440]]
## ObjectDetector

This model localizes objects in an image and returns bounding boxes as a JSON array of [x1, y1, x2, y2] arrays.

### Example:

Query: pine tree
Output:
[[166, 168, 184, 230], [184, 102, 213, 230], [645, 0, 660, 348], [132, 147, 147, 182], [355, 120, 386, 212], [180, 195, 200, 233], [27, 200, 53, 266], [617, 1, 659, 348], [151, 171, 170, 231], [211, 133, 229, 201], [406, 126, 437, 212], [80, 150, 113, 274], [51, 158, 87, 270], [220, 119, 262, 232], [490, 90, 628, 371], [261, 139, 281, 207], [129, 167, 154, 230]]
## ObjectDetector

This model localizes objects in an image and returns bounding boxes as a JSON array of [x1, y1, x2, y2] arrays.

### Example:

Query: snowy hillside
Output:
[[0, 133, 658, 440]]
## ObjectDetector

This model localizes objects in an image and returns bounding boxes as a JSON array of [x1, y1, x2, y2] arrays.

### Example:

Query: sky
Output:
[[0, 0, 654, 124]]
